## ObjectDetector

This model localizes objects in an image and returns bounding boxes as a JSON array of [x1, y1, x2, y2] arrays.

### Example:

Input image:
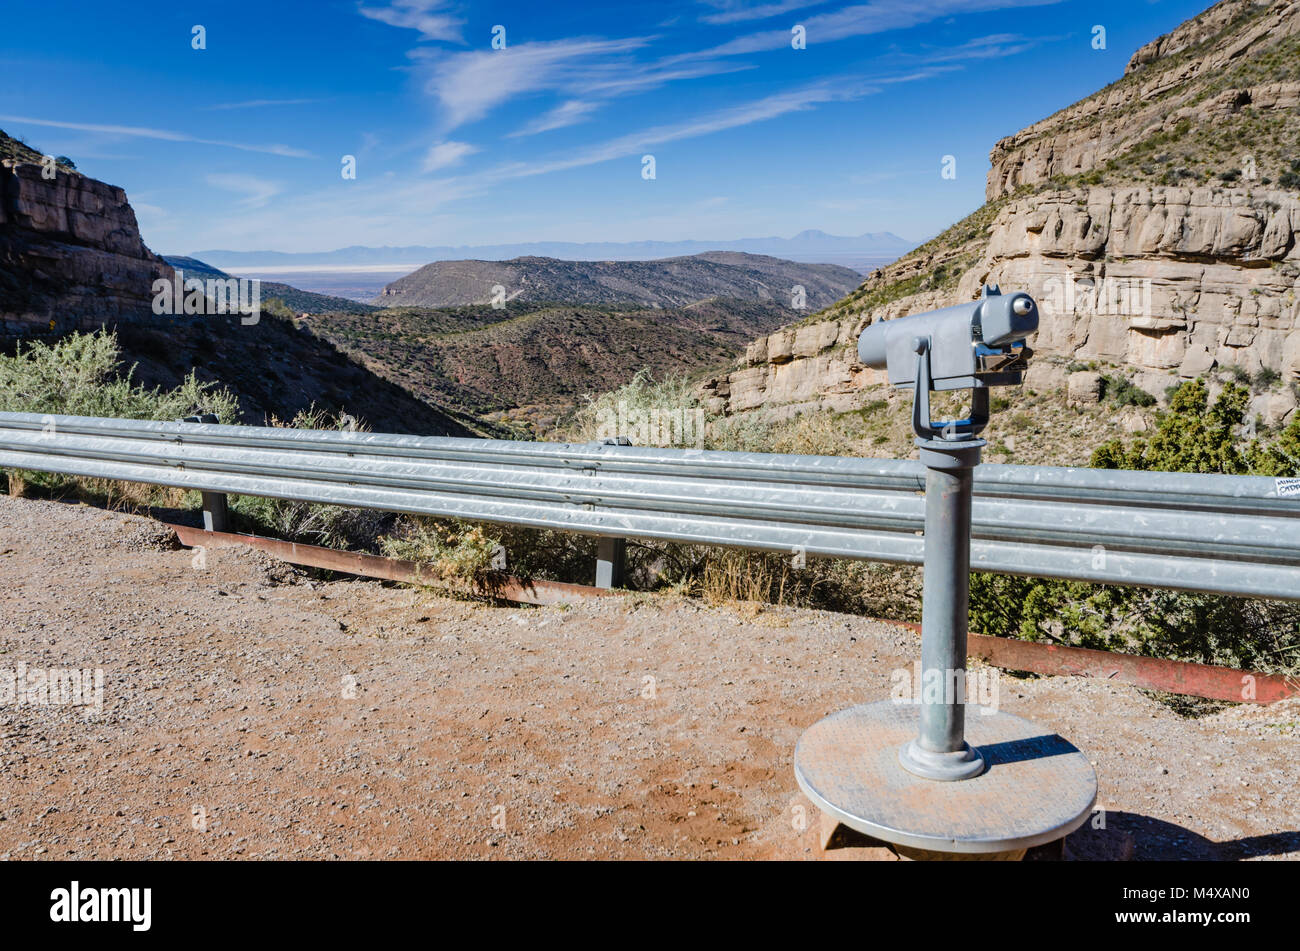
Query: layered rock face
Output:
[[972, 187, 1300, 384], [0, 158, 173, 334], [700, 0, 1300, 425], [704, 185, 1300, 421]]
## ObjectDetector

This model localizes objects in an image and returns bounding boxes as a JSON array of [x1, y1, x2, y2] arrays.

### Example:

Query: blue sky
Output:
[[1, 0, 1213, 255]]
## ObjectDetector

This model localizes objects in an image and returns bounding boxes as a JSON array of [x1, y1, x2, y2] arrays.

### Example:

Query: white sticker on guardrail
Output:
[[1276, 478, 1300, 498]]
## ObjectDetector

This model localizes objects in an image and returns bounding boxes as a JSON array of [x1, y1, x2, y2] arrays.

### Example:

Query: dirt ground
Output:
[[0, 494, 1296, 860]]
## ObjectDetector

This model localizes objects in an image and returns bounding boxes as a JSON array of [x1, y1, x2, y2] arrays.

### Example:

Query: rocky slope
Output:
[[699, 0, 1300, 429], [375, 252, 862, 310], [0, 130, 173, 334]]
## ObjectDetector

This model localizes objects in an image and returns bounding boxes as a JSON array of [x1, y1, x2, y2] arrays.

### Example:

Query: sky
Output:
[[1, 0, 1215, 256]]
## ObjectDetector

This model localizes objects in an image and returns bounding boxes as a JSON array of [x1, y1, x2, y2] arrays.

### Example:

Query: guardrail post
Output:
[[181, 415, 230, 534], [595, 536, 625, 589], [593, 436, 631, 589], [200, 491, 230, 534]]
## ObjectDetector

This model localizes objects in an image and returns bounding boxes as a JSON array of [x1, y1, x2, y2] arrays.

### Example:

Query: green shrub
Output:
[[0, 330, 239, 505], [0, 329, 238, 421], [1227, 364, 1252, 385], [973, 378, 1300, 678], [1100, 374, 1156, 407], [1090, 378, 1299, 475], [1253, 366, 1282, 389]]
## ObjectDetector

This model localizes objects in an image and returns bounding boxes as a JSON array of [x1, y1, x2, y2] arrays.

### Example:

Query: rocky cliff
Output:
[[699, 0, 1300, 429], [0, 131, 172, 334]]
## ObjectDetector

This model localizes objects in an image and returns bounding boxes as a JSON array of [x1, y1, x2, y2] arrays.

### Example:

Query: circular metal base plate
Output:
[[794, 700, 1097, 853]]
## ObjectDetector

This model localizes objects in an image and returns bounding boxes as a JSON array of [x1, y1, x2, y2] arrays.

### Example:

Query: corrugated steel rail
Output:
[[2, 411, 1299, 600]]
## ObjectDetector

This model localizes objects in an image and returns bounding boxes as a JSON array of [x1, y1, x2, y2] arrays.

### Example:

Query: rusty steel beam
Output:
[[167, 523, 617, 607], [872, 620, 1295, 704], [966, 632, 1297, 704]]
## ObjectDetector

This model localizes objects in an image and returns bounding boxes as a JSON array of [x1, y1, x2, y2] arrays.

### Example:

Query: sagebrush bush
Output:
[[0, 330, 239, 506], [561, 368, 704, 446], [0, 329, 239, 421], [380, 518, 507, 589], [227, 407, 394, 550]]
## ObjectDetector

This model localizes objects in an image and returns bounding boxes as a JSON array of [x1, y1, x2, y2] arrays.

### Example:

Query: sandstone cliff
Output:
[[700, 0, 1300, 429], [1, 131, 173, 334]]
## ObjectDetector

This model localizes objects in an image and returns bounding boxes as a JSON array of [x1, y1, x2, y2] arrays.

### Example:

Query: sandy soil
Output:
[[0, 494, 1296, 860]]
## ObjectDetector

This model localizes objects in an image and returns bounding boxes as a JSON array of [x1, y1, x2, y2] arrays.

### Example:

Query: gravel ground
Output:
[[0, 494, 1296, 860]]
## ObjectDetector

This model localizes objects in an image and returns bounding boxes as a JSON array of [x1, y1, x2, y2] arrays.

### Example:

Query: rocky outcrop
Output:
[[703, 183, 1300, 418], [699, 316, 877, 419], [972, 186, 1300, 382], [0, 156, 173, 334], [700, 0, 1300, 423]]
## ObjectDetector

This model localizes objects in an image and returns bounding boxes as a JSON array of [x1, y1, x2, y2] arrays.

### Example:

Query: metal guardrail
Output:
[[1, 411, 1298, 600]]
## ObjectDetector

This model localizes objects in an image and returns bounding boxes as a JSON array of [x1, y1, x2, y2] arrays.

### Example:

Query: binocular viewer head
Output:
[[857, 286, 1037, 392]]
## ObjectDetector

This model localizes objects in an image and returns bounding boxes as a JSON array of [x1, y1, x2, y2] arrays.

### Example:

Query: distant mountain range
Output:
[[184, 229, 915, 272], [375, 252, 863, 310]]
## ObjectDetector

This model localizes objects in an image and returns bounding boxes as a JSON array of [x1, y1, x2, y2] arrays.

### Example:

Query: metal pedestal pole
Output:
[[898, 437, 985, 781], [793, 434, 1098, 855]]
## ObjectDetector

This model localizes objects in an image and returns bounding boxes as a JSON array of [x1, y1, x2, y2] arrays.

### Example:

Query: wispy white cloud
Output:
[[918, 32, 1046, 61], [417, 37, 651, 129], [691, 0, 1063, 57], [206, 173, 282, 208], [206, 98, 325, 110], [0, 115, 313, 158], [440, 78, 882, 189], [509, 100, 602, 137], [357, 0, 463, 42], [697, 1, 830, 24], [416, 37, 754, 132], [420, 139, 478, 172]]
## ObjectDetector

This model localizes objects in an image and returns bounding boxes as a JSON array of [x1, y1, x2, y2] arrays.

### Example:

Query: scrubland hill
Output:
[[374, 252, 862, 310]]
